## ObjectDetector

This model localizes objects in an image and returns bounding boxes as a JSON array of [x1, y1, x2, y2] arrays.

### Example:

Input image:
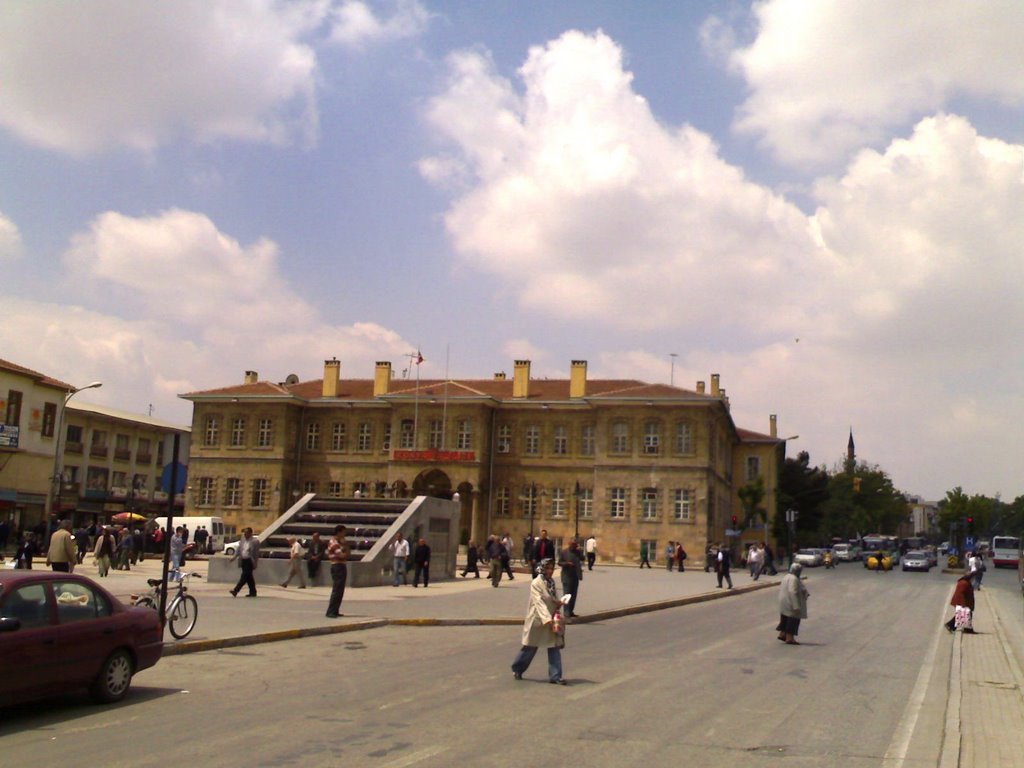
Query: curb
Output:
[[160, 579, 776, 655]]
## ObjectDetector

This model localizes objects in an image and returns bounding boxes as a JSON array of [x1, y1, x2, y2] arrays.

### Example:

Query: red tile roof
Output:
[[0, 358, 76, 392]]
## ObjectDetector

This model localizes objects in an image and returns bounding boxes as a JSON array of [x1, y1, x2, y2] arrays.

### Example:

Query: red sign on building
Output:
[[392, 449, 476, 462]]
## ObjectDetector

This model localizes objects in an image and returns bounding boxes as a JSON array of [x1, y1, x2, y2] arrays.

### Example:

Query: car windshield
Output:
[[797, 549, 815, 555], [906, 551, 926, 558]]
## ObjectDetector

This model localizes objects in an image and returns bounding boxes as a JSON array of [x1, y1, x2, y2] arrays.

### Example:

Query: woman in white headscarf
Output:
[[777, 562, 809, 645], [510, 559, 566, 684]]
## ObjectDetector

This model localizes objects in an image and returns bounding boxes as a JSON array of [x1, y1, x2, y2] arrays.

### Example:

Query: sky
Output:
[[2, 0, 1023, 502]]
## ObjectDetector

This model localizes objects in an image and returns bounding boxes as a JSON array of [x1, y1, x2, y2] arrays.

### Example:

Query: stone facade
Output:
[[181, 359, 787, 563]]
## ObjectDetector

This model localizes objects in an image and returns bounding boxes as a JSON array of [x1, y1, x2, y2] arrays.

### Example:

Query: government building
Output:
[[181, 359, 788, 563]]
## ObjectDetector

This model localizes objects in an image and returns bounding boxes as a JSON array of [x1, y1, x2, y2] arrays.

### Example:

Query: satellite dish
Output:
[[285, 373, 299, 385]]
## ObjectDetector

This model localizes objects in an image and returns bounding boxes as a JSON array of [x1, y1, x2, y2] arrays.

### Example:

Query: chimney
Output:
[[710, 373, 721, 397], [493, 372, 507, 381], [244, 370, 258, 385], [322, 358, 340, 397], [374, 361, 391, 397], [512, 360, 531, 399], [570, 360, 587, 398], [696, 380, 705, 394], [770, 414, 778, 438]]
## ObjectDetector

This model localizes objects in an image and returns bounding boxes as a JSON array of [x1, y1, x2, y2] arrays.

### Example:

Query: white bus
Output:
[[990, 535, 1020, 568], [153, 516, 233, 554]]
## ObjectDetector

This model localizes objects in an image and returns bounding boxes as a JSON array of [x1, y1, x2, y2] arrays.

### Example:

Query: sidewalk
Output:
[[948, 587, 1024, 766], [61, 556, 777, 654]]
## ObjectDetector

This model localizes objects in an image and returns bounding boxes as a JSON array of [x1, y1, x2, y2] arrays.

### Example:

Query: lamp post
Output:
[[573, 481, 581, 541], [45, 381, 102, 547]]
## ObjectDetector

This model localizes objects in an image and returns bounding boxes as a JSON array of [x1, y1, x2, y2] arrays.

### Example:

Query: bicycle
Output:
[[132, 572, 200, 639]]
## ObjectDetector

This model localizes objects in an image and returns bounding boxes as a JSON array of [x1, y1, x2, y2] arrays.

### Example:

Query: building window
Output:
[[497, 424, 512, 454], [204, 416, 220, 446], [428, 419, 443, 449], [42, 402, 57, 438], [112, 471, 127, 488], [524, 425, 540, 456], [400, 419, 416, 449], [303, 481, 317, 494], [90, 430, 108, 457], [230, 418, 246, 447], [66, 424, 83, 446], [641, 487, 658, 519], [115, 433, 131, 460], [641, 539, 659, 564], [225, 478, 242, 506], [381, 423, 391, 452], [674, 422, 694, 454], [581, 424, 595, 456], [643, 422, 661, 455], [550, 487, 566, 518], [673, 488, 694, 521], [495, 487, 511, 517], [328, 481, 342, 497], [456, 419, 472, 450], [257, 419, 273, 448], [353, 481, 368, 496], [578, 487, 593, 519], [522, 485, 539, 518], [331, 422, 346, 451], [137, 437, 152, 463], [198, 477, 215, 506], [552, 425, 568, 455], [4, 390, 22, 426], [357, 422, 372, 451], [251, 478, 269, 508], [746, 456, 761, 481], [610, 422, 630, 454], [305, 422, 321, 451], [609, 487, 627, 518]]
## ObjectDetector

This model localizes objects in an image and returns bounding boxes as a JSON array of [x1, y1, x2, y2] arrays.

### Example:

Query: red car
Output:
[[0, 570, 163, 706]]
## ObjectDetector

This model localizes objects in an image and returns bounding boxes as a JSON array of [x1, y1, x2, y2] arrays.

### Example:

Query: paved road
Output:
[[7, 562, 1016, 767]]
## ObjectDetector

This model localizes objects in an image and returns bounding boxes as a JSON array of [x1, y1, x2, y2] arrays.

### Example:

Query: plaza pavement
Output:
[[21, 554, 1024, 766]]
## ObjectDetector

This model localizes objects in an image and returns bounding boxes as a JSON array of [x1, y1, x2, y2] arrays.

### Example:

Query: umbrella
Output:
[[110, 511, 147, 523]]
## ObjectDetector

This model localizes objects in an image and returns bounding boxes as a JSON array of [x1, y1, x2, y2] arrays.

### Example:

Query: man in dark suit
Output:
[[413, 538, 431, 587], [229, 527, 260, 597], [716, 543, 734, 589], [558, 539, 583, 617], [533, 529, 555, 565]]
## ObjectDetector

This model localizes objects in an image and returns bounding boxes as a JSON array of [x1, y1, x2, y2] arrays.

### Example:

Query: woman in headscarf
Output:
[[510, 559, 567, 684], [944, 572, 976, 634], [777, 562, 810, 645]]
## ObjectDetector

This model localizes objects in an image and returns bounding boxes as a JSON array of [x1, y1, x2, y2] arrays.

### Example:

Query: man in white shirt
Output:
[[584, 536, 597, 571], [391, 533, 410, 586]]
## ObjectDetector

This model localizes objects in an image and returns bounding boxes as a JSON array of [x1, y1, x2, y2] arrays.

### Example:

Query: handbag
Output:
[[954, 605, 973, 631]]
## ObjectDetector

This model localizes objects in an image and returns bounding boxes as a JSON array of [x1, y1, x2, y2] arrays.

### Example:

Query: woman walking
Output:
[[511, 559, 567, 684], [945, 572, 976, 634], [777, 562, 809, 645], [93, 527, 116, 577]]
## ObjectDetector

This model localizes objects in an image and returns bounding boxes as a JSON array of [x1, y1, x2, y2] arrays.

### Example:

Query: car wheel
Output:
[[90, 649, 134, 703], [225, 547, 235, 556]]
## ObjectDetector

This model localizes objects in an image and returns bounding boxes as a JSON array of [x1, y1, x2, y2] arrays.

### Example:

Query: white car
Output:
[[901, 551, 932, 572], [794, 549, 823, 567], [223, 540, 240, 556]]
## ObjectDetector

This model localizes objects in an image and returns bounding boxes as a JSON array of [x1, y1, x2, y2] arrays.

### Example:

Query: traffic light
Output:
[[966, 516, 974, 533], [731, 515, 738, 527]]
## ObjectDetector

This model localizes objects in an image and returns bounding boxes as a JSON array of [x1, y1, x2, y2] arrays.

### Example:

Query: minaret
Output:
[[846, 429, 856, 473]]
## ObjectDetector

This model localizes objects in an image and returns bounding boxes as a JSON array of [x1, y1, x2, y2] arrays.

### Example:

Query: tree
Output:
[[822, 462, 906, 538], [775, 451, 830, 546], [738, 475, 768, 531]]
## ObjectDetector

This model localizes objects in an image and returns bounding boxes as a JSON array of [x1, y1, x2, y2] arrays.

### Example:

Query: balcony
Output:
[[65, 441, 83, 454], [89, 445, 108, 458], [137, 453, 152, 464], [114, 449, 131, 461]]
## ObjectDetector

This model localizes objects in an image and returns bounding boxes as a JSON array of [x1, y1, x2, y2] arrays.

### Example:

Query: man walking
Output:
[[487, 535, 504, 586], [665, 541, 675, 571], [280, 536, 306, 588], [46, 519, 76, 572], [716, 543, 734, 589], [413, 537, 431, 588], [559, 539, 583, 618], [584, 535, 597, 570], [229, 527, 260, 597], [639, 540, 651, 568], [391, 533, 409, 586], [325, 525, 349, 617]]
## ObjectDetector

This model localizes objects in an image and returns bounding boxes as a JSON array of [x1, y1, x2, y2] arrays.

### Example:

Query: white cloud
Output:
[[328, 0, 429, 48], [0, 0, 325, 155], [0, 211, 22, 259], [421, 31, 825, 333], [721, 0, 1024, 168], [0, 209, 414, 423]]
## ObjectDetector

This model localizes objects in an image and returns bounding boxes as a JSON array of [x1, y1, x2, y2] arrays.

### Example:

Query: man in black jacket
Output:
[[413, 538, 431, 587], [715, 544, 734, 589], [558, 539, 583, 617]]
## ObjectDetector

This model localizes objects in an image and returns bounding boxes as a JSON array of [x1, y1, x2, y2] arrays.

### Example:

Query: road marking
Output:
[[882, 588, 950, 767], [377, 746, 447, 767], [567, 671, 640, 701]]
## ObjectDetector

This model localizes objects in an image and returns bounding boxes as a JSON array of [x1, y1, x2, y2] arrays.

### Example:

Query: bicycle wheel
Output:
[[167, 594, 199, 639]]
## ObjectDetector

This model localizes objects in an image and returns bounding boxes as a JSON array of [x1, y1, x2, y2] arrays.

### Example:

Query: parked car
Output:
[[794, 549, 823, 567], [0, 571, 163, 706], [223, 540, 240, 556], [901, 551, 932, 572], [832, 543, 856, 562]]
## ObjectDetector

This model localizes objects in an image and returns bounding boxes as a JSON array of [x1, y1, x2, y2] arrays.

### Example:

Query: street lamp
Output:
[[573, 481, 581, 541], [46, 381, 102, 541]]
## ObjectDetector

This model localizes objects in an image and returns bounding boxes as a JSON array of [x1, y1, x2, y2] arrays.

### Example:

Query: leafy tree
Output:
[[822, 463, 907, 539], [775, 451, 829, 547], [738, 475, 768, 531]]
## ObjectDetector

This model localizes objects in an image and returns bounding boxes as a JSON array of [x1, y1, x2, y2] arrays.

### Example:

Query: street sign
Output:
[[725, 528, 742, 537], [964, 536, 976, 550]]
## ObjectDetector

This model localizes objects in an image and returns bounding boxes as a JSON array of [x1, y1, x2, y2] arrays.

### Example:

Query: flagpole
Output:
[[413, 348, 421, 447], [441, 344, 450, 449]]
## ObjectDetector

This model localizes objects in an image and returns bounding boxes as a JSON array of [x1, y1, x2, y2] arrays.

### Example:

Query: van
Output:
[[152, 516, 233, 555]]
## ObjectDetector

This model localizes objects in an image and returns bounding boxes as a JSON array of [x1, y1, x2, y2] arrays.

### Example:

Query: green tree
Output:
[[775, 451, 830, 547], [738, 475, 768, 531], [822, 463, 907, 539]]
